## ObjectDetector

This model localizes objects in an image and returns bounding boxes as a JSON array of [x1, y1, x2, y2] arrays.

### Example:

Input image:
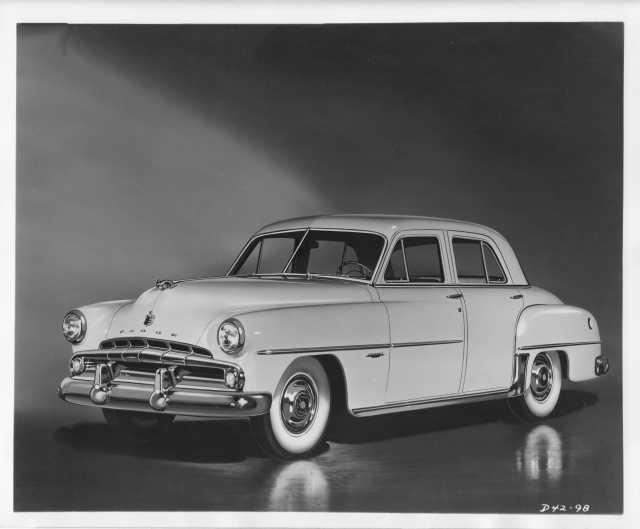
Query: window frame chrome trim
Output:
[[447, 230, 513, 286], [375, 229, 451, 286], [481, 240, 508, 285]]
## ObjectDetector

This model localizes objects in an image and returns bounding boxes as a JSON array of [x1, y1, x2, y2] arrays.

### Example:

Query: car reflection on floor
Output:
[[515, 425, 563, 482], [268, 460, 329, 511]]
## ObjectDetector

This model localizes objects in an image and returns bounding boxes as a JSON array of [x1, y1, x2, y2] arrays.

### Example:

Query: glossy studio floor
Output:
[[14, 379, 621, 513]]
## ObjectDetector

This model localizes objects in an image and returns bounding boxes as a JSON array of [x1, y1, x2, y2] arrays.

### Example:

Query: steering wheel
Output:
[[340, 259, 373, 279]]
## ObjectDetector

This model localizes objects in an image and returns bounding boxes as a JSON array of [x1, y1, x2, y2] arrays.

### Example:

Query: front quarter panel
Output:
[[221, 302, 390, 410]]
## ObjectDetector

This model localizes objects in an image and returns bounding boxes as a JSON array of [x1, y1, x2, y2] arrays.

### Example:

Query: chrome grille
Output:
[[99, 337, 212, 358]]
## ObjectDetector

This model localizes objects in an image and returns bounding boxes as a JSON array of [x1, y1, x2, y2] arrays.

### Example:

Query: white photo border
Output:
[[0, 1, 637, 528]]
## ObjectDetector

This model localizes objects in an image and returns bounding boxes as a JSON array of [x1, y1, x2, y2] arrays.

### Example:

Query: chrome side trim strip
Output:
[[518, 340, 601, 351], [351, 388, 510, 417], [392, 339, 463, 348], [257, 343, 390, 356], [257, 339, 463, 356]]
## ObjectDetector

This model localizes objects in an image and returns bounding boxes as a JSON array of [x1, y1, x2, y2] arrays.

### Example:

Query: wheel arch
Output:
[[313, 354, 348, 417]]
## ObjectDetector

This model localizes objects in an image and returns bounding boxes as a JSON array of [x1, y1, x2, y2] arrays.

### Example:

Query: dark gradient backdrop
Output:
[[15, 23, 622, 512]]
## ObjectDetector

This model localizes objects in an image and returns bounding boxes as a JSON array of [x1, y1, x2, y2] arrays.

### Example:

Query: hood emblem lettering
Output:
[[144, 310, 156, 326]]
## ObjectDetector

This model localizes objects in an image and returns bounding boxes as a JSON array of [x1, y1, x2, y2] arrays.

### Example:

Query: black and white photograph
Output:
[[3, 1, 638, 527]]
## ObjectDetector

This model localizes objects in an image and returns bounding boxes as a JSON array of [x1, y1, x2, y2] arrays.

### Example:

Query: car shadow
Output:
[[53, 390, 598, 461], [53, 419, 263, 463], [326, 389, 599, 444]]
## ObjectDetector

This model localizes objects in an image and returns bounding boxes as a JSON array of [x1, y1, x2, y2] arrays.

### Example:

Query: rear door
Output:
[[448, 232, 524, 393], [377, 231, 465, 403]]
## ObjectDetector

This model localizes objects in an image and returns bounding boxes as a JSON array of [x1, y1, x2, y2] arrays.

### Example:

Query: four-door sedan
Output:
[[58, 215, 609, 458]]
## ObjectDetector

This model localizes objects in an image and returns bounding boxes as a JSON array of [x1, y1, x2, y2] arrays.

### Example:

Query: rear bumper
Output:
[[58, 376, 271, 418], [595, 354, 610, 376]]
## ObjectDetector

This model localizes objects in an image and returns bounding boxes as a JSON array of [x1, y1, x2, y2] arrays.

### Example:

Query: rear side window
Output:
[[482, 242, 506, 283], [384, 236, 444, 283], [452, 237, 506, 284]]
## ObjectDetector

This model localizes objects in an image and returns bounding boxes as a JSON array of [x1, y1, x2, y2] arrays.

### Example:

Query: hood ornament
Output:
[[144, 310, 155, 326], [155, 278, 183, 290]]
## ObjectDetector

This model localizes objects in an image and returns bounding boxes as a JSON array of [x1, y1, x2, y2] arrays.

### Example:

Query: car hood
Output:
[[107, 277, 375, 346]]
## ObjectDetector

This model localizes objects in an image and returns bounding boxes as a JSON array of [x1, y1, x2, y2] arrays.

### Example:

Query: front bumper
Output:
[[58, 376, 270, 417], [57, 349, 271, 418]]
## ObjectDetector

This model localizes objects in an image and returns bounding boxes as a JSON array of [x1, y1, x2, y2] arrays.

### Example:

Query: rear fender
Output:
[[516, 304, 602, 384]]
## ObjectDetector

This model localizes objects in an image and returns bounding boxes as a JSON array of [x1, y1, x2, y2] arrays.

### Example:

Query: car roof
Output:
[[256, 214, 503, 239], [254, 214, 528, 285]]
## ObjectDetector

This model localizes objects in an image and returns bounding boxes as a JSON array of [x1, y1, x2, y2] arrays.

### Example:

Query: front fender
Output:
[[217, 302, 390, 407], [71, 300, 133, 353]]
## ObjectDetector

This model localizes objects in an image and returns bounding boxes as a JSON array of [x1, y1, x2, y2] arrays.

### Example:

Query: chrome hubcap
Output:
[[280, 374, 317, 434], [530, 353, 554, 402]]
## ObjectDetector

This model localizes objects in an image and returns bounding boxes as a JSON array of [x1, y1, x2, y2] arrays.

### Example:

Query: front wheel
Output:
[[251, 357, 331, 459], [509, 351, 562, 421]]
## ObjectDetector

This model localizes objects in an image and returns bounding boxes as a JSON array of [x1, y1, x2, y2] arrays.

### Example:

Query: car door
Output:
[[377, 231, 465, 403], [448, 231, 524, 393]]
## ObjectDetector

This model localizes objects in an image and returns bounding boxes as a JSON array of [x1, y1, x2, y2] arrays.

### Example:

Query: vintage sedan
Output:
[[58, 215, 609, 458]]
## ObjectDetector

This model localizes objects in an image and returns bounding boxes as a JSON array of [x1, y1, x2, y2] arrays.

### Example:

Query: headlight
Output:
[[217, 318, 245, 354], [62, 310, 86, 344]]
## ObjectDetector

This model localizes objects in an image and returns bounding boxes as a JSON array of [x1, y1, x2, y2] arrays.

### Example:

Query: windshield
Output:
[[229, 229, 385, 281]]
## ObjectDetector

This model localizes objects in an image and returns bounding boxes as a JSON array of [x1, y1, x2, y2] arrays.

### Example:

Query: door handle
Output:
[[447, 293, 463, 299], [366, 352, 385, 359], [510, 294, 523, 299]]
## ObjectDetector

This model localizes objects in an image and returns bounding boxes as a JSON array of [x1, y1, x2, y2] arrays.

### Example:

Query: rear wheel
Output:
[[251, 357, 331, 459], [509, 351, 562, 421], [102, 409, 174, 438]]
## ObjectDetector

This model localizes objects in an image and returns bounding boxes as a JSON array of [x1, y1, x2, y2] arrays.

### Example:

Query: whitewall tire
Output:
[[509, 351, 562, 421], [251, 357, 331, 459]]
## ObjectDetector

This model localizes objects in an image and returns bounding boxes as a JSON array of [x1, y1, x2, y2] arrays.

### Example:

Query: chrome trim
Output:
[[376, 231, 448, 285], [351, 388, 510, 417], [73, 348, 240, 371], [392, 339, 463, 348], [530, 352, 553, 402], [99, 337, 212, 358], [518, 340, 601, 351], [446, 229, 520, 286], [282, 228, 310, 275], [257, 343, 390, 356], [226, 227, 389, 285], [155, 278, 184, 290], [257, 339, 462, 355], [58, 376, 270, 418], [62, 309, 87, 344], [481, 241, 508, 285], [280, 373, 318, 434], [217, 318, 246, 354]]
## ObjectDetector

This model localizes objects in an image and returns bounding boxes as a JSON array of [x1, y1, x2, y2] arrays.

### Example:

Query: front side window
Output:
[[230, 230, 385, 281], [452, 237, 507, 284], [383, 236, 444, 283]]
